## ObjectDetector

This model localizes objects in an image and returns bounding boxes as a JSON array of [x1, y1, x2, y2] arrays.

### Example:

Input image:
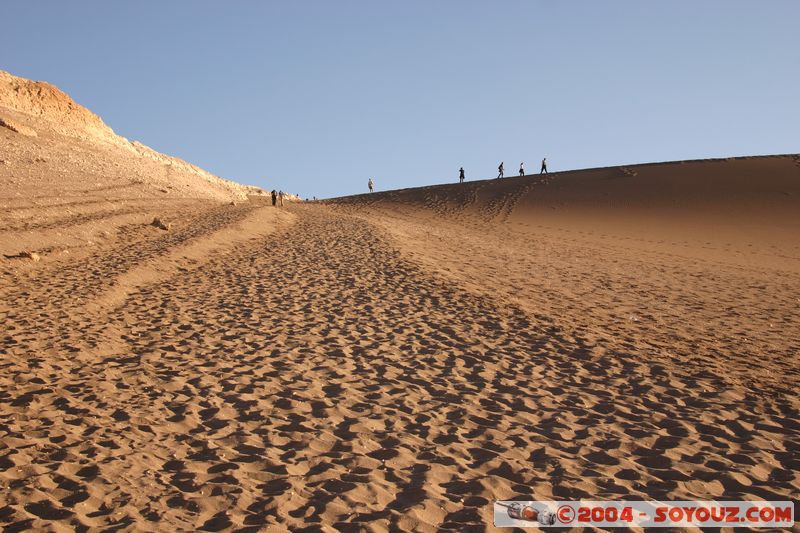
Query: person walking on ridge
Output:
[[278, 190, 285, 206], [519, 162, 525, 177], [368, 178, 374, 193], [497, 162, 504, 179], [271, 189, 277, 207], [541, 158, 548, 174], [459, 167, 465, 183]]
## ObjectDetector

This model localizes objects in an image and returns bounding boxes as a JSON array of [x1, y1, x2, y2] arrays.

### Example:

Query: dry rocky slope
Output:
[[0, 69, 266, 257], [1, 70, 799, 531]]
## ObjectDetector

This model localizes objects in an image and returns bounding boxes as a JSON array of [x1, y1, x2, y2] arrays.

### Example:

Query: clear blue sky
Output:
[[2, 1, 798, 198]]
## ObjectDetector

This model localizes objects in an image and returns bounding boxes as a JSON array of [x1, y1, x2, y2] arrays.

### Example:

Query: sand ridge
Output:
[[332, 155, 800, 394]]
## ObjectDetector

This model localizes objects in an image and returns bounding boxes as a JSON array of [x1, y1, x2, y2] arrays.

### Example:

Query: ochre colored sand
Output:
[[2, 70, 799, 532]]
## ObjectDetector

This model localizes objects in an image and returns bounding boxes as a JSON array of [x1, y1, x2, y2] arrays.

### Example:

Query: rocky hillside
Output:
[[0, 69, 268, 257], [0, 69, 262, 201]]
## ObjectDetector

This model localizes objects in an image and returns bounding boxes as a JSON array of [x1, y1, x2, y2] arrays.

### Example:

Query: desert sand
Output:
[[1, 71, 799, 531]]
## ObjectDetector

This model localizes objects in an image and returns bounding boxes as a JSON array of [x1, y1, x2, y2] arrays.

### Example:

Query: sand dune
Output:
[[331, 155, 800, 392], [336, 155, 800, 263], [1, 73, 799, 531]]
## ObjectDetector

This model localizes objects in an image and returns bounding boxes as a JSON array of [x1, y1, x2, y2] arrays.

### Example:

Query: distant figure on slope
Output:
[[271, 189, 277, 206], [368, 178, 374, 193], [459, 167, 465, 183], [519, 162, 525, 177], [541, 158, 548, 174], [497, 162, 504, 179], [278, 190, 285, 206]]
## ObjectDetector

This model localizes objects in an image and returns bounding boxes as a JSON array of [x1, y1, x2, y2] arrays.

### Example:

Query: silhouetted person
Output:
[[497, 162, 504, 179], [459, 167, 465, 183], [368, 178, 374, 193], [271, 189, 277, 206], [519, 162, 525, 177], [541, 158, 548, 174]]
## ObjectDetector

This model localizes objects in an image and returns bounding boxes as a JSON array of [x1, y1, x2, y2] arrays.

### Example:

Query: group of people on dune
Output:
[[366, 159, 549, 193], [460, 157, 548, 184]]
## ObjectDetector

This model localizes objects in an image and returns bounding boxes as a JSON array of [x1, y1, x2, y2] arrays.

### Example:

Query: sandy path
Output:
[[1, 205, 798, 531]]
